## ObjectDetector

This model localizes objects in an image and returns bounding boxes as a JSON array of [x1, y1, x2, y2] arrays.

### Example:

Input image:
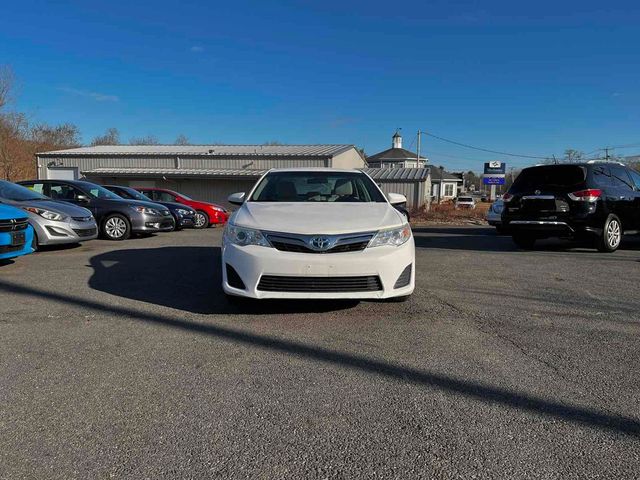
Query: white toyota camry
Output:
[[221, 168, 415, 300]]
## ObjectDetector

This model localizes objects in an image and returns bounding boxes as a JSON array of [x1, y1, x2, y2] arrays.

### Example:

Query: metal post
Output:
[[416, 131, 421, 166]]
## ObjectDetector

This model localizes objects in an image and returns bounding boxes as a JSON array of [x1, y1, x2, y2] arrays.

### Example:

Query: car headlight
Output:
[[130, 206, 160, 215], [176, 208, 191, 216], [224, 224, 271, 247], [23, 207, 66, 222], [368, 224, 412, 248]]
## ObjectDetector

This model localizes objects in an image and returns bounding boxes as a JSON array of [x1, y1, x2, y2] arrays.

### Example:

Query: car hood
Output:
[[118, 199, 169, 211], [3, 199, 92, 217], [232, 202, 405, 234], [158, 201, 194, 211], [0, 203, 28, 220]]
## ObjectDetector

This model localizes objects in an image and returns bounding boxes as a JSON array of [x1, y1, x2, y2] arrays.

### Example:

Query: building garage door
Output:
[[47, 167, 78, 180]]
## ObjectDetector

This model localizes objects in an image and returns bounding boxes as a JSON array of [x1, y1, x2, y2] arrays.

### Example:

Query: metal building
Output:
[[363, 168, 431, 209], [36, 145, 365, 207]]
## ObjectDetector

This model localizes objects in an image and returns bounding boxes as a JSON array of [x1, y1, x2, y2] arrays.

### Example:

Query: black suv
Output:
[[17, 179, 175, 240], [502, 162, 640, 252]]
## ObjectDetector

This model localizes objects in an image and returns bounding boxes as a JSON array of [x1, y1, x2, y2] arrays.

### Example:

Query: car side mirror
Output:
[[387, 193, 407, 205], [228, 192, 246, 206], [76, 194, 90, 203]]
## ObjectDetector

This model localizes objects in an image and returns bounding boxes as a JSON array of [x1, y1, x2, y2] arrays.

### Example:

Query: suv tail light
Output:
[[568, 189, 602, 202], [502, 193, 513, 202]]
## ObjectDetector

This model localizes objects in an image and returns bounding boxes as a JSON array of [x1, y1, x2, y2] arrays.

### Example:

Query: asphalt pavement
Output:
[[1, 226, 639, 479]]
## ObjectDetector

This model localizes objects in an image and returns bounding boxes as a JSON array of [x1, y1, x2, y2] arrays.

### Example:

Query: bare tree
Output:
[[91, 127, 120, 146], [562, 149, 584, 163], [174, 134, 190, 145], [0, 65, 15, 110], [0, 112, 29, 180], [263, 140, 284, 146], [129, 135, 160, 145], [30, 122, 81, 148]]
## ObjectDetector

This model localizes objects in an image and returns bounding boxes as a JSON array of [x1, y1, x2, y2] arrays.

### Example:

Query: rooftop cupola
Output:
[[392, 130, 402, 149]]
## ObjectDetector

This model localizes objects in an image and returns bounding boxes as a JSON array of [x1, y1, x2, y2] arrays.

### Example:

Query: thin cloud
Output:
[[58, 87, 119, 102], [190, 45, 204, 53]]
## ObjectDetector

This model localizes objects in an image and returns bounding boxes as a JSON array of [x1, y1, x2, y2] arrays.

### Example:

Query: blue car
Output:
[[0, 203, 34, 261]]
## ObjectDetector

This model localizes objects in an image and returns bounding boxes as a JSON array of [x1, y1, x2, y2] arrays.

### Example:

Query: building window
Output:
[[444, 184, 454, 196]]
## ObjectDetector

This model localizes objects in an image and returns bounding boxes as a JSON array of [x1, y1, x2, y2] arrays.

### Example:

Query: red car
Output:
[[135, 187, 229, 228]]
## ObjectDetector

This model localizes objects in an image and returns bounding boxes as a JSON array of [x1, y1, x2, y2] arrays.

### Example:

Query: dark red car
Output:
[[135, 187, 229, 228]]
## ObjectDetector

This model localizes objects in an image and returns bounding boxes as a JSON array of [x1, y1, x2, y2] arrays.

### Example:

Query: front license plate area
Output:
[[11, 232, 26, 246], [302, 264, 335, 276]]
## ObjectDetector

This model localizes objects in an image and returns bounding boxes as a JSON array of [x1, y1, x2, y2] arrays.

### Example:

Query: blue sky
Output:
[[2, 0, 639, 170]]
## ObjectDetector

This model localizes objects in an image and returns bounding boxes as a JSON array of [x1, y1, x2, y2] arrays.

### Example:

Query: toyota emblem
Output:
[[310, 236, 331, 251]]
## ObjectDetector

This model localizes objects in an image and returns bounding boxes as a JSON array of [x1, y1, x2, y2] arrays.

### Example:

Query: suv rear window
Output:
[[510, 165, 586, 193]]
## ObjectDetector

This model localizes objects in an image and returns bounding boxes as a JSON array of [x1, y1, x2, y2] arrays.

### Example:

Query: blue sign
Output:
[[483, 176, 505, 185], [484, 162, 506, 175]]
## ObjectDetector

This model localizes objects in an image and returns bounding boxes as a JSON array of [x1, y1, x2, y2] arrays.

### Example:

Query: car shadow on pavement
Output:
[[0, 278, 638, 438], [88, 246, 359, 315]]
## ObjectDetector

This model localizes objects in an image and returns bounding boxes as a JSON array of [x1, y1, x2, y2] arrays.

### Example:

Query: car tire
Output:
[[596, 215, 622, 253], [512, 234, 536, 249], [31, 232, 39, 252], [194, 210, 209, 229], [102, 214, 131, 241]]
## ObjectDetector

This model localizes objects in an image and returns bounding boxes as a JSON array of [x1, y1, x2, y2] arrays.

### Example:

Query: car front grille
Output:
[[0, 218, 29, 232], [73, 228, 97, 237], [72, 216, 93, 222], [257, 275, 382, 293], [265, 231, 374, 254], [0, 244, 23, 254]]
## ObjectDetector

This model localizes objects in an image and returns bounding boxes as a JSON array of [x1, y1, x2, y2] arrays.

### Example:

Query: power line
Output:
[[423, 131, 549, 160]]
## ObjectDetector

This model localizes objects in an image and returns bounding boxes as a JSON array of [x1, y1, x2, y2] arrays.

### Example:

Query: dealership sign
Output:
[[484, 161, 506, 175], [483, 176, 505, 185]]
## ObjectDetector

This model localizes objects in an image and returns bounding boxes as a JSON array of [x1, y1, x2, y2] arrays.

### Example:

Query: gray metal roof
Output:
[[82, 167, 268, 179], [362, 168, 430, 182], [40, 144, 354, 157]]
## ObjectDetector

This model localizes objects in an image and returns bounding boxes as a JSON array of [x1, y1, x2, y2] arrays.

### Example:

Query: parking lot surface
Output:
[[1, 226, 639, 479]]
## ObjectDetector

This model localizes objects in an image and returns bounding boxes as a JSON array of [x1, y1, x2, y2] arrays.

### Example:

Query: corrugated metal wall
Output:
[[93, 176, 259, 208], [375, 180, 429, 209], [38, 155, 330, 178]]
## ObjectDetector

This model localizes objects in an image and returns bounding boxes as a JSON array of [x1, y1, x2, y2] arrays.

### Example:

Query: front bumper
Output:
[[131, 213, 175, 232], [176, 215, 196, 228], [0, 226, 34, 260], [222, 237, 415, 299], [31, 217, 98, 245]]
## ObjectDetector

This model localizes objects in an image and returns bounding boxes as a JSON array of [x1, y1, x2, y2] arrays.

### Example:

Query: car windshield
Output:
[[124, 188, 152, 201], [250, 172, 386, 203], [0, 180, 49, 201], [458, 197, 473, 202], [77, 182, 122, 200]]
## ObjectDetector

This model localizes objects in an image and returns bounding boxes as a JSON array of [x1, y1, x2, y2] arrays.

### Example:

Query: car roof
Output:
[[267, 168, 364, 173]]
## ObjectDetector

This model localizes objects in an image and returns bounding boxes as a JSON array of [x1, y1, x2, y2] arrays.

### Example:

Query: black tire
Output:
[[194, 210, 209, 229], [31, 232, 39, 252], [512, 234, 536, 249], [596, 215, 622, 253], [101, 214, 131, 241]]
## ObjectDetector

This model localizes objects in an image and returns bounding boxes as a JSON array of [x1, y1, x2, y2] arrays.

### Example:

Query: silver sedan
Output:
[[0, 180, 98, 249]]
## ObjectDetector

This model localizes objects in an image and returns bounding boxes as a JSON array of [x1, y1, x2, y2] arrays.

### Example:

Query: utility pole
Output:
[[605, 147, 610, 161], [416, 130, 421, 166]]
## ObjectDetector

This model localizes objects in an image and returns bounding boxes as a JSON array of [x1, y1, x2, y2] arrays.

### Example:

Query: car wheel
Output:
[[31, 232, 39, 252], [194, 210, 209, 229], [596, 215, 622, 252], [512, 234, 536, 249], [102, 214, 131, 240]]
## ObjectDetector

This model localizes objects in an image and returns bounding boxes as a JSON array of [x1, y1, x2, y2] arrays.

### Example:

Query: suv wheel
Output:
[[512, 234, 536, 249], [596, 215, 622, 252], [194, 210, 209, 229], [102, 214, 131, 240]]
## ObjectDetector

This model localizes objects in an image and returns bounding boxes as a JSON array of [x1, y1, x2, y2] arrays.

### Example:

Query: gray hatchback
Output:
[[0, 180, 98, 249]]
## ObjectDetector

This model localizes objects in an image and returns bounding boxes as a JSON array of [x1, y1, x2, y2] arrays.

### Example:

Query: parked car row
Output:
[[0, 179, 229, 262], [486, 161, 640, 252]]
